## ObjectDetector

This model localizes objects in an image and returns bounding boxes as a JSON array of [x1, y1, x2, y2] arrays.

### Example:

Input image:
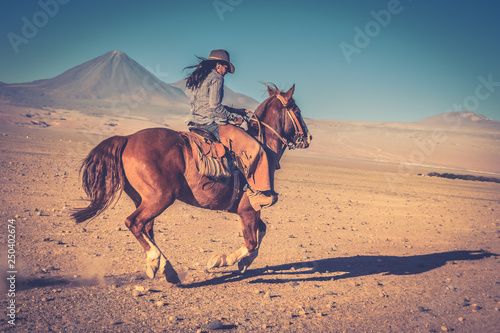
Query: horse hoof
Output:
[[146, 264, 157, 279], [238, 258, 250, 274], [207, 254, 226, 269]]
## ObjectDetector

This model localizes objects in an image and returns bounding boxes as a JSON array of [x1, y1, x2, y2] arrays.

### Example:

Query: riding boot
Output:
[[218, 124, 278, 210], [246, 189, 278, 211]]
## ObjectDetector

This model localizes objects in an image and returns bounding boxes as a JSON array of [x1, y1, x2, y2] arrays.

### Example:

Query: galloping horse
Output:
[[71, 84, 312, 284]]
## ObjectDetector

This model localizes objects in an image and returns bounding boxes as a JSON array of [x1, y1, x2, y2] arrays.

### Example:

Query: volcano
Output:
[[0, 50, 188, 113]]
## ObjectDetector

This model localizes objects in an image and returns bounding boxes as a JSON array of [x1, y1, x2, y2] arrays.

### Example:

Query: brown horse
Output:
[[71, 84, 312, 284]]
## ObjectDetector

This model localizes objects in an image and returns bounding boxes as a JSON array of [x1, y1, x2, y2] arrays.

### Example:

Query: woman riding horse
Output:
[[71, 54, 312, 284], [184, 49, 277, 211]]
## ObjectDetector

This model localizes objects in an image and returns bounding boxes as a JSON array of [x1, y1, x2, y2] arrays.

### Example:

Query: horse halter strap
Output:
[[246, 94, 305, 150], [276, 94, 304, 137]]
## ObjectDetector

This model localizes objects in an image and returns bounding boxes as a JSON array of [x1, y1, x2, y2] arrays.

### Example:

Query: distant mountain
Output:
[[171, 78, 261, 111], [416, 111, 500, 132], [0, 50, 189, 113], [37, 50, 186, 100]]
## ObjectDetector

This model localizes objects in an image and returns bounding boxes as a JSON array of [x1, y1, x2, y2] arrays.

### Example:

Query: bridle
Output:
[[275, 94, 307, 149], [247, 94, 307, 150]]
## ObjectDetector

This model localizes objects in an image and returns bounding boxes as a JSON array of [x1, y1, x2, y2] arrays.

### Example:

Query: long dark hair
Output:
[[184, 56, 220, 90]]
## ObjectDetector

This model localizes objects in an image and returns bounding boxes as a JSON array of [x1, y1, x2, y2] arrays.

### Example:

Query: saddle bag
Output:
[[182, 132, 232, 178]]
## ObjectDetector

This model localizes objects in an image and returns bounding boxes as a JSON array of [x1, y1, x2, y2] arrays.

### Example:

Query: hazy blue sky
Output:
[[1, 0, 499, 122]]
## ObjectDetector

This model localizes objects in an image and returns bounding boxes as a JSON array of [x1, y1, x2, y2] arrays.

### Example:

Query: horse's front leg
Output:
[[237, 216, 266, 273], [207, 199, 266, 272]]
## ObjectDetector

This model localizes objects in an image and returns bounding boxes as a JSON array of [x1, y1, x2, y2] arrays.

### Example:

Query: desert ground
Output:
[[0, 105, 499, 333]]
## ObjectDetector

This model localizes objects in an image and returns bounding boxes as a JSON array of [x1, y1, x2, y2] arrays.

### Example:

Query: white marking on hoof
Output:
[[207, 254, 227, 269], [226, 246, 250, 266], [146, 263, 156, 279], [145, 238, 160, 279]]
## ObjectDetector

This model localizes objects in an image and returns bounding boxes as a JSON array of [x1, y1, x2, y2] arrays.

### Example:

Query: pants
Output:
[[218, 124, 274, 192]]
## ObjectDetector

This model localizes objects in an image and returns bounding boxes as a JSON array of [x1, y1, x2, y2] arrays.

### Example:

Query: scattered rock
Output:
[[132, 290, 141, 297], [202, 319, 223, 330], [325, 302, 336, 310], [155, 301, 165, 307], [297, 306, 307, 316], [134, 285, 145, 292], [441, 326, 448, 331], [42, 266, 56, 273], [470, 303, 481, 312]]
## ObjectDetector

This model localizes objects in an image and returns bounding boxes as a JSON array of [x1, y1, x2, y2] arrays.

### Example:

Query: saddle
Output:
[[182, 128, 232, 178]]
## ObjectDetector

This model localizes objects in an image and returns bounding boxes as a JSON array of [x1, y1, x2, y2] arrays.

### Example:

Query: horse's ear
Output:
[[283, 84, 295, 100], [267, 85, 276, 97]]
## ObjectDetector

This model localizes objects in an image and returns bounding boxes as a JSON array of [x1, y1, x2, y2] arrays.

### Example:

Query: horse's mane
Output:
[[254, 82, 284, 116], [262, 82, 283, 96]]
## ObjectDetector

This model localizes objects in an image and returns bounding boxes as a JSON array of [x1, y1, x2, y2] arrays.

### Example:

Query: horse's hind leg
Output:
[[142, 218, 178, 281], [125, 200, 180, 284], [124, 185, 163, 279]]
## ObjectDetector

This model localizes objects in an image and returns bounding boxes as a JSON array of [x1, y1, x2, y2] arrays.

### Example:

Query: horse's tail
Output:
[[71, 136, 128, 223]]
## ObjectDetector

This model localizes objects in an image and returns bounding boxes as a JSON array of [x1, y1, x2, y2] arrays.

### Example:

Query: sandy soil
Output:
[[0, 110, 499, 332]]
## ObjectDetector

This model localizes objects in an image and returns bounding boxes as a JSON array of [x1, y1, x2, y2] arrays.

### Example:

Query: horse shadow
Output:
[[183, 249, 497, 288], [15, 250, 496, 290]]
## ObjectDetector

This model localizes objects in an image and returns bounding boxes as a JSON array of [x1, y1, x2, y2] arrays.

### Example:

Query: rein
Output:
[[246, 110, 287, 146]]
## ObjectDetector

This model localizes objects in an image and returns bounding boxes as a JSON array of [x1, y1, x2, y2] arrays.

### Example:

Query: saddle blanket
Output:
[[181, 132, 232, 178]]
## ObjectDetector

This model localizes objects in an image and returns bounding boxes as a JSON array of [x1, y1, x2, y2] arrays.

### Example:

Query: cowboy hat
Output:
[[208, 49, 235, 74]]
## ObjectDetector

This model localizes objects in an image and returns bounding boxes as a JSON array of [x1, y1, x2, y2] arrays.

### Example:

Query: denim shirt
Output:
[[187, 71, 241, 125]]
